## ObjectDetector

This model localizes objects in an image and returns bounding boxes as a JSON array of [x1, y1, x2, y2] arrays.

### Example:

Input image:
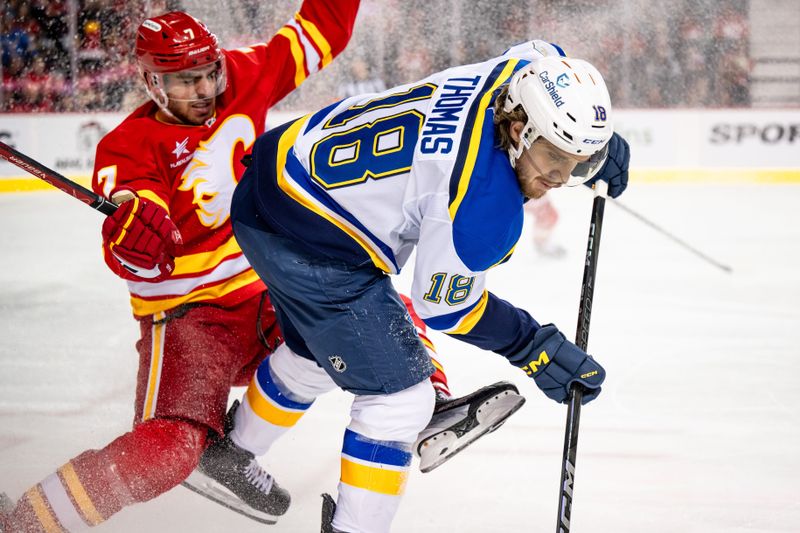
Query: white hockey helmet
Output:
[[503, 56, 614, 184]]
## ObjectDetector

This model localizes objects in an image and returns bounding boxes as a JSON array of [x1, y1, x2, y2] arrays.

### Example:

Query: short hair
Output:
[[493, 85, 528, 151]]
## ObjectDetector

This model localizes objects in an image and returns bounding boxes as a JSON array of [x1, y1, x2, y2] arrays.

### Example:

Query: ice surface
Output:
[[1, 183, 799, 532]]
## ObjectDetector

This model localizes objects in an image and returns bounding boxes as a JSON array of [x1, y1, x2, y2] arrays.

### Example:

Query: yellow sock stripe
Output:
[[246, 378, 306, 427], [294, 12, 332, 67], [277, 26, 307, 87], [25, 486, 63, 533], [430, 357, 444, 372], [111, 196, 140, 246], [340, 457, 408, 496], [59, 463, 104, 526], [142, 311, 166, 420]]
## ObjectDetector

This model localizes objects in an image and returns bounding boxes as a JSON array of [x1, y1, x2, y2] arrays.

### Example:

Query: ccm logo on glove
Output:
[[521, 350, 550, 375], [509, 324, 606, 405]]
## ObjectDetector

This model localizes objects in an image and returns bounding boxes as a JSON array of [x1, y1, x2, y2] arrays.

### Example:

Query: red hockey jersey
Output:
[[92, 1, 358, 317]]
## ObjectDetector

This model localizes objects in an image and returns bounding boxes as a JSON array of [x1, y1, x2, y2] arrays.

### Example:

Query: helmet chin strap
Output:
[[508, 123, 537, 169], [142, 71, 180, 122]]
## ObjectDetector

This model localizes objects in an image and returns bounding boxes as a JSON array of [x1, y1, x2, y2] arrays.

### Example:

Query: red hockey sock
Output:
[[6, 418, 207, 532]]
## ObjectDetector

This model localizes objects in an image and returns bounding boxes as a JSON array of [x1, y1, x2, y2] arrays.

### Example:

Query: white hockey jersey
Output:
[[248, 40, 567, 354]]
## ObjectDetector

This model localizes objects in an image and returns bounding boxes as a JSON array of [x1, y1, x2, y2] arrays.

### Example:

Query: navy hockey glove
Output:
[[509, 324, 605, 404], [585, 132, 630, 198]]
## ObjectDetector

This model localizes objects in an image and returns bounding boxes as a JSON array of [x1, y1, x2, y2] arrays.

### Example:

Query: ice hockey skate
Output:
[[320, 493, 341, 533], [415, 381, 526, 473], [182, 402, 290, 524]]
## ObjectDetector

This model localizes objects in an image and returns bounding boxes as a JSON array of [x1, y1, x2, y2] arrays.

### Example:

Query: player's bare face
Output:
[[514, 137, 589, 199], [163, 64, 220, 125]]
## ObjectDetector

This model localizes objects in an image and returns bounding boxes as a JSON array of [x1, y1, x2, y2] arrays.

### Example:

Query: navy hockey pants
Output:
[[231, 175, 434, 395]]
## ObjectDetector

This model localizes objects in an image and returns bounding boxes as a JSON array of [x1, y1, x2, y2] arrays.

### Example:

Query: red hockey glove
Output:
[[101, 188, 182, 282]]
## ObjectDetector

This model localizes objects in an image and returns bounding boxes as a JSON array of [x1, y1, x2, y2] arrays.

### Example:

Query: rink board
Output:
[[1, 109, 798, 191]]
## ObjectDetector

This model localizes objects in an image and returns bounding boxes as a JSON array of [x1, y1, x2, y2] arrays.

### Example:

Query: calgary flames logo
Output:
[[179, 115, 256, 229]]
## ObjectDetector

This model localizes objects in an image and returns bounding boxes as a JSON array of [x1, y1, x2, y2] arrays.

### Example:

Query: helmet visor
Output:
[[159, 58, 227, 103], [566, 142, 609, 186]]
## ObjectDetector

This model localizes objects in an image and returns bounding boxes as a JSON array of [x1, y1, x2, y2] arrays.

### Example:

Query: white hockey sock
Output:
[[333, 380, 435, 533], [231, 344, 336, 455]]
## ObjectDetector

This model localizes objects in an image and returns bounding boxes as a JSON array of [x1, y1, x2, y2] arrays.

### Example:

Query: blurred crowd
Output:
[[1, 0, 751, 114]]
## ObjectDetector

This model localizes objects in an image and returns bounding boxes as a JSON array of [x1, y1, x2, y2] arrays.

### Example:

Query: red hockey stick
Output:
[[0, 140, 117, 216]]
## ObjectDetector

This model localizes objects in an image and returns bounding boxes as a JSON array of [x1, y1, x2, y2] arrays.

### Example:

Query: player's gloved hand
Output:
[[509, 324, 605, 404], [101, 188, 182, 282], [585, 132, 629, 198]]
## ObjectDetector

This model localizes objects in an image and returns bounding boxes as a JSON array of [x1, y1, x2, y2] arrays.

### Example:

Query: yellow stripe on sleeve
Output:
[[59, 463, 104, 526], [277, 26, 307, 87], [490, 244, 516, 269], [449, 60, 520, 220], [137, 190, 169, 212], [340, 458, 408, 496], [246, 379, 306, 427], [448, 290, 489, 335], [25, 487, 63, 533], [294, 12, 332, 67]]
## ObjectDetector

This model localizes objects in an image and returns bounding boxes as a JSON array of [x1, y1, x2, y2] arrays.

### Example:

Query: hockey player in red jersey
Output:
[[1, 4, 524, 532], [2, 4, 360, 531]]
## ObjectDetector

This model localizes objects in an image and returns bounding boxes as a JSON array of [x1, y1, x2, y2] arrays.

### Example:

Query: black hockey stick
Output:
[[610, 199, 732, 273], [0, 140, 117, 215], [556, 181, 607, 533]]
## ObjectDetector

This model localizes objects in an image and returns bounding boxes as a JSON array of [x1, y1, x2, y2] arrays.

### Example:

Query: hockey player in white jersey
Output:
[[228, 40, 630, 532]]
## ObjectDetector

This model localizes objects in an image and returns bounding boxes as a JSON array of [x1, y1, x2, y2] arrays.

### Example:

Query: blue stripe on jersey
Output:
[[255, 361, 314, 410], [447, 60, 511, 207], [305, 99, 343, 133], [451, 109, 524, 271], [421, 297, 482, 331], [448, 292, 541, 357], [284, 150, 400, 272], [447, 59, 527, 211], [443, 59, 526, 272], [342, 429, 412, 467]]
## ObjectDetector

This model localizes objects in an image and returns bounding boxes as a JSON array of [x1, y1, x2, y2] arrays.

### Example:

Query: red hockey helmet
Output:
[[135, 12, 227, 113]]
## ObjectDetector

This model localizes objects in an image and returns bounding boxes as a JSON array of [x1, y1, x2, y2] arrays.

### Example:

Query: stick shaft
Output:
[[556, 185, 606, 533], [612, 199, 731, 273], [0, 140, 117, 215]]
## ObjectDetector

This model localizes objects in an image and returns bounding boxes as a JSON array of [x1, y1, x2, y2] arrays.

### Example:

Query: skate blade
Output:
[[419, 392, 526, 473], [181, 470, 279, 525]]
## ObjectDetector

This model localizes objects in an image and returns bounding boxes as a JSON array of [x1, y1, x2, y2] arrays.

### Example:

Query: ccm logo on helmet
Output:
[[142, 20, 161, 31], [538, 71, 565, 108]]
